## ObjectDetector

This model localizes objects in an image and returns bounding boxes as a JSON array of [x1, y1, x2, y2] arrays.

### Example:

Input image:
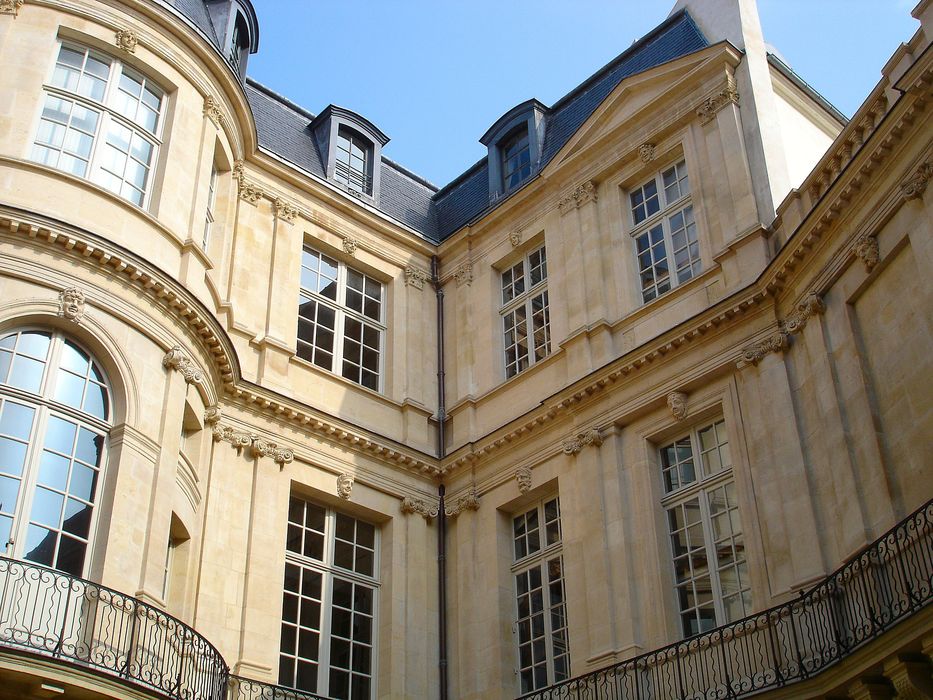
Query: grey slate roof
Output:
[[163, 1, 708, 243], [433, 10, 708, 239]]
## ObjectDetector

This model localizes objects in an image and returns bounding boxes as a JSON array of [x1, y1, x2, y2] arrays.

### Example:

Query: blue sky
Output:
[[246, 0, 919, 188]]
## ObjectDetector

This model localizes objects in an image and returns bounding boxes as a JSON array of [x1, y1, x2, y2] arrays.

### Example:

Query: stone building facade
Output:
[[0, 0, 930, 698]]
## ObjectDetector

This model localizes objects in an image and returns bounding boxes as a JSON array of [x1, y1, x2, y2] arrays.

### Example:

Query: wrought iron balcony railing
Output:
[[520, 498, 933, 700], [0, 556, 228, 699], [0, 499, 930, 700]]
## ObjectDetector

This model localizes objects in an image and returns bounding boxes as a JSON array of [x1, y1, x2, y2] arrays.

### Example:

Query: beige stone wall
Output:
[[0, 0, 930, 699]]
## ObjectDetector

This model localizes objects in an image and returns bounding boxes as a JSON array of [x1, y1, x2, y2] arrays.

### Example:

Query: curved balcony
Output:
[[520, 498, 933, 699], [0, 557, 228, 699]]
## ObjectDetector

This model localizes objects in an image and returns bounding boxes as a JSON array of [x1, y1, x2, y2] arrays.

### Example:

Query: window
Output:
[[229, 14, 248, 75], [202, 165, 218, 250], [512, 497, 569, 694], [660, 419, 750, 637], [501, 246, 550, 378], [0, 329, 111, 577], [629, 160, 700, 303], [297, 247, 384, 392], [280, 496, 378, 699], [501, 127, 532, 191], [334, 127, 373, 196], [31, 43, 164, 208]]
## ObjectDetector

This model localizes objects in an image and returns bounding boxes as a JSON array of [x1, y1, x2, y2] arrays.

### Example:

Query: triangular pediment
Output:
[[544, 42, 741, 174]]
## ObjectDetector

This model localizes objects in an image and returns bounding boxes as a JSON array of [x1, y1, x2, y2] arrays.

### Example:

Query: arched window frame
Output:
[[0, 328, 112, 578]]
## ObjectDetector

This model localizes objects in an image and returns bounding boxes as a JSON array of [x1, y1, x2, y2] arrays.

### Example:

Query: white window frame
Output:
[[628, 159, 701, 303], [202, 164, 218, 250], [30, 41, 165, 210], [297, 246, 386, 393], [500, 245, 550, 379], [658, 419, 751, 638], [279, 496, 379, 700], [334, 126, 373, 196], [0, 329, 112, 579], [511, 496, 570, 694]]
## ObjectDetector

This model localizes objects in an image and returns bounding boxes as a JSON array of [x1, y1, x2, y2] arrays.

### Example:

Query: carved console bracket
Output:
[[114, 29, 138, 53], [58, 286, 86, 323], [163, 346, 204, 384], [401, 496, 440, 521], [454, 262, 473, 287], [516, 466, 532, 494], [667, 391, 688, 421], [404, 266, 429, 290], [558, 180, 598, 216], [444, 488, 480, 517], [901, 161, 932, 201], [233, 161, 264, 204], [739, 332, 788, 366], [697, 76, 740, 124], [337, 473, 354, 500], [274, 197, 298, 223], [561, 427, 603, 456], [205, 406, 293, 466], [203, 96, 225, 128], [780, 292, 825, 335], [0, 0, 25, 17]]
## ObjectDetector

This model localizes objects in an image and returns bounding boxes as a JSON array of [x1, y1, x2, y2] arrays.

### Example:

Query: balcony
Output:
[[0, 499, 930, 699], [521, 499, 933, 699]]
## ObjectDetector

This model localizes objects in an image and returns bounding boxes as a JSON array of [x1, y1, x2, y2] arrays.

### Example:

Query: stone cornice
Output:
[[0, 210, 441, 478]]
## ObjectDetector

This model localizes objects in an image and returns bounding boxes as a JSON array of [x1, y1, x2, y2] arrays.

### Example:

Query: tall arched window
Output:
[[0, 329, 111, 577]]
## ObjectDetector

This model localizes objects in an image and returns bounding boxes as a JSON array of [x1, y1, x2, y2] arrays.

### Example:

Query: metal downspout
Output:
[[432, 255, 449, 700]]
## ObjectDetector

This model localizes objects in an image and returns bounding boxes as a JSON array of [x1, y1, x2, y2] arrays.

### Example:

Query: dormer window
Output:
[[229, 14, 247, 75], [335, 127, 373, 196], [501, 127, 531, 191], [310, 105, 389, 203], [480, 99, 547, 200], [205, 0, 259, 80]]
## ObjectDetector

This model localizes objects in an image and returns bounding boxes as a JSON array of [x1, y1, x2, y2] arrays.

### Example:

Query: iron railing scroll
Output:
[[0, 556, 228, 699], [229, 675, 331, 700], [520, 498, 933, 700]]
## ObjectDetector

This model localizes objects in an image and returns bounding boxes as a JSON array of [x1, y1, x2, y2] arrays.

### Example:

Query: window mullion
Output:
[[699, 487, 726, 625], [319, 570, 334, 696]]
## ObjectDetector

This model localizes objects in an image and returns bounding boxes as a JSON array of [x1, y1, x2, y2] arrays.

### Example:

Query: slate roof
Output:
[[163, 1, 709, 243]]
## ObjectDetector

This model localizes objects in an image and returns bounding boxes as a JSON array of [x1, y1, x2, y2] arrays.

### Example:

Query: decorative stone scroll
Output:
[[780, 292, 825, 335], [739, 331, 788, 366], [342, 238, 359, 256], [233, 161, 264, 204], [509, 231, 522, 247], [901, 161, 932, 201], [58, 286, 86, 323], [557, 180, 598, 216], [162, 346, 204, 384], [401, 496, 440, 520], [114, 29, 138, 53], [667, 391, 688, 421], [697, 76, 740, 124], [404, 266, 429, 290], [444, 488, 480, 517], [516, 466, 532, 494], [854, 233, 880, 271], [203, 95, 225, 128], [561, 427, 603, 456], [273, 197, 298, 223], [638, 143, 656, 163], [454, 262, 473, 287], [0, 0, 24, 17], [210, 423, 253, 451], [251, 437, 294, 467], [337, 473, 354, 500]]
